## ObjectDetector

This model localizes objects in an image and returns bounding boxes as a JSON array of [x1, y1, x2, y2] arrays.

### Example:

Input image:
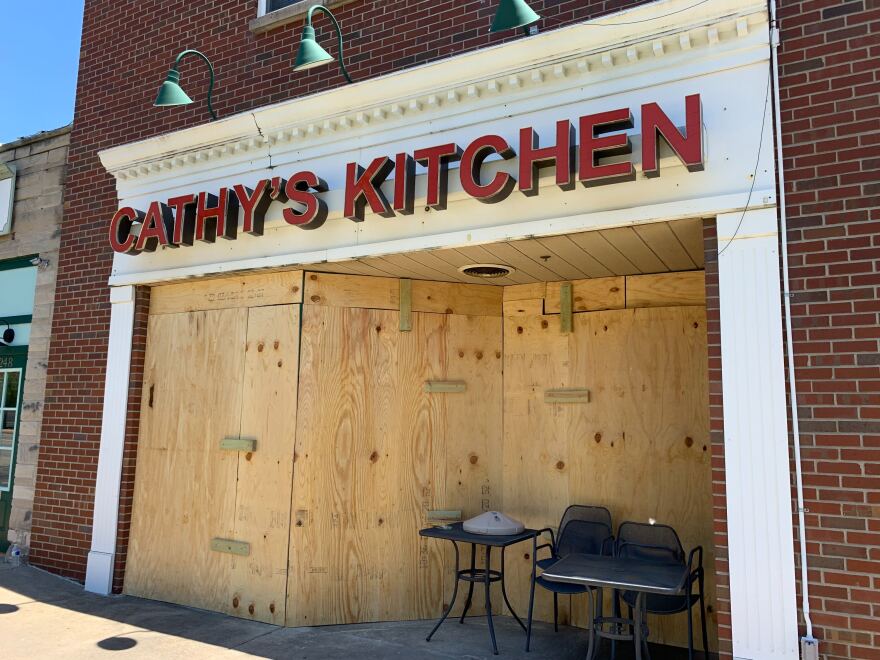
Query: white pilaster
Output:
[[717, 208, 799, 659], [85, 285, 136, 595]]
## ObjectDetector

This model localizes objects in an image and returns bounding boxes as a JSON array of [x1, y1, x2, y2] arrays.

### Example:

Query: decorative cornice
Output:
[[100, 0, 767, 181]]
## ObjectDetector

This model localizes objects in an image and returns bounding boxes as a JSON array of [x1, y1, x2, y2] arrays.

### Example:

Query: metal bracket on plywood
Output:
[[220, 437, 256, 451], [544, 388, 590, 404], [211, 538, 250, 556], [560, 282, 573, 333], [424, 380, 467, 393], [400, 278, 412, 332]]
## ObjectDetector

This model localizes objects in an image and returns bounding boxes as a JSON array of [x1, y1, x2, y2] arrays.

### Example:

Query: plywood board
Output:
[[626, 271, 706, 308], [503, 299, 544, 316], [504, 282, 547, 302], [502, 306, 715, 650], [544, 276, 625, 314], [149, 271, 303, 315], [229, 305, 300, 624], [303, 272, 502, 316], [125, 308, 246, 613]]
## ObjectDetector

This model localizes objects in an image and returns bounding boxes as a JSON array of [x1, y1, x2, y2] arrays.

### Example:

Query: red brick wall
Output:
[[777, 0, 880, 658]]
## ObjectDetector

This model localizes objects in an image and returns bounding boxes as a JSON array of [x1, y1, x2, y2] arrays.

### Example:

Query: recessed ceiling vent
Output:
[[458, 263, 514, 279]]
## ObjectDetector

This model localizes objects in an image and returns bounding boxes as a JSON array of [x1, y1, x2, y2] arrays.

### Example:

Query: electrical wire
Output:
[[717, 65, 772, 256], [584, 0, 713, 26]]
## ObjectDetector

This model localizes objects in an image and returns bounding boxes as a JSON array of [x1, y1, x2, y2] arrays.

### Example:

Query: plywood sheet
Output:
[[626, 271, 706, 308], [502, 306, 715, 650], [149, 271, 303, 315], [229, 305, 300, 624], [544, 276, 625, 313], [303, 272, 502, 316], [125, 308, 246, 612]]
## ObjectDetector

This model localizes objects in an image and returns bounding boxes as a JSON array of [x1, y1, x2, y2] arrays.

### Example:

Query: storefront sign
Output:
[[109, 95, 703, 254]]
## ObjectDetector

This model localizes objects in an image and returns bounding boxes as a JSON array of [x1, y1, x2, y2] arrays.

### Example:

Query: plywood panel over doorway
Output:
[[125, 303, 300, 625], [287, 300, 503, 626], [502, 306, 715, 650]]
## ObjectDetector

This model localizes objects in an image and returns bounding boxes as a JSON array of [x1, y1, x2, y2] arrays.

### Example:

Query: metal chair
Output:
[[526, 505, 614, 652], [614, 521, 709, 660]]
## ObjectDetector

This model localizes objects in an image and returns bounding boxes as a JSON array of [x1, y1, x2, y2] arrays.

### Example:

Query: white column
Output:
[[717, 208, 799, 659], [85, 285, 136, 595]]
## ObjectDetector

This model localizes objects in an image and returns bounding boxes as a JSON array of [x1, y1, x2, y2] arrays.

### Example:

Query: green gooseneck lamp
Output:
[[293, 5, 353, 83], [490, 0, 541, 33], [154, 49, 218, 120]]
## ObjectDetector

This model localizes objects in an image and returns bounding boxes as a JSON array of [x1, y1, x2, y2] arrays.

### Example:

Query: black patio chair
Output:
[[526, 505, 614, 652], [614, 521, 709, 660]]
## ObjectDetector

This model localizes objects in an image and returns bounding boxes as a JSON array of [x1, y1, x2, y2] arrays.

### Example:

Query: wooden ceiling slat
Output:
[[481, 241, 562, 282], [565, 231, 641, 275], [453, 245, 533, 284], [669, 217, 706, 267], [510, 238, 590, 281], [599, 227, 667, 274], [535, 235, 615, 278], [633, 222, 697, 271]]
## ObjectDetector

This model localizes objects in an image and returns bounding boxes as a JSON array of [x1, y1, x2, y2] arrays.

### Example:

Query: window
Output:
[[0, 369, 21, 491], [266, 0, 299, 11]]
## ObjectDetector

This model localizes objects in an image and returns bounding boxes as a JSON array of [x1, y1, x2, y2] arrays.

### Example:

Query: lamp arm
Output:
[[174, 49, 217, 120], [306, 5, 353, 84]]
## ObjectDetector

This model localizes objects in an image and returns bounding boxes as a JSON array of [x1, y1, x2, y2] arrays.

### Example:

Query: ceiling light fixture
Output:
[[459, 263, 514, 279]]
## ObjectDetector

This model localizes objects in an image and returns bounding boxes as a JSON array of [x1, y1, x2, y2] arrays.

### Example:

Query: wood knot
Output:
[[458, 350, 465, 358], [296, 520, 303, 527], [524, 553, 530, 560], [232, 597, 240, 608], [248, 603, 255, 615], [274, 340, 280, 350], [370, 451, 380, 463], [610, 287, 620, 293], [278, 360, 283, 367], [292, 286, 300, 293], [555, 460, 565, 470], [685, 436, 694, 448], [258, 342, 265, 352], [469, 454, 479, 465], [310, 274, 318, 281], [245, 452, 253, 461], [269, 603, 276, 614], [445, 308, 454, 314], [603, 325, 608, 331], [475, 351, 483, 360], [517, 326, 524, 334], [378, 518, 384, 526], [693, 322, 699, 329], [375, 325, 382, 333], [541, 320, 549, 329], [495, 351, 502, 359], [703, 445, 708, 452], [594, 433, 602, 443], [310, 295, 321, 303]]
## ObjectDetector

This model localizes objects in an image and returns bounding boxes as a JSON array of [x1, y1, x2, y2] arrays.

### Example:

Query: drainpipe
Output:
[[768, 0, 818, 656]]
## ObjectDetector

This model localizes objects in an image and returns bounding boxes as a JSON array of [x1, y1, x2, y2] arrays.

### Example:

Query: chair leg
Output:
[[553, 593, 559, 633], [699, 578, 710, 658], [610, 590, 619, 660], [687, 599, 694, 660], [526, 570, 536, 651]]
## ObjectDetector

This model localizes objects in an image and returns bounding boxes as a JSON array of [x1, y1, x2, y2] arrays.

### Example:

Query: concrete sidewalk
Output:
[[0, 563, 691, 659], [0, 563, 586, 659]]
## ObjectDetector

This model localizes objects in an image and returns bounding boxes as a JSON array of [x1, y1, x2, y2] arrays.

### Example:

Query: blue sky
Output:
[[0, 1, 84, 144]]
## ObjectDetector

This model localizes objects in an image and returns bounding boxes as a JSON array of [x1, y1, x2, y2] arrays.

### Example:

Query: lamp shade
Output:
[[490, 0, 541, 32], [154, 69, 193, 107], [294, 25, 334, 71]]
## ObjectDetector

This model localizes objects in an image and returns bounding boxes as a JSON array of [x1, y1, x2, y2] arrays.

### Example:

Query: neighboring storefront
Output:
[[28, 1, 880, 659], [0, 126, 68, 554]]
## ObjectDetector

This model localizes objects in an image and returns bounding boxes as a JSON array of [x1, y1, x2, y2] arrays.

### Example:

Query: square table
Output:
[[420, 522, 537, 655], [541, 553, 690, 660]]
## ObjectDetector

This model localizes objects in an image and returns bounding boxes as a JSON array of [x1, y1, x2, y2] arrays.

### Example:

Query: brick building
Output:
[[26, 0, 879, 659]]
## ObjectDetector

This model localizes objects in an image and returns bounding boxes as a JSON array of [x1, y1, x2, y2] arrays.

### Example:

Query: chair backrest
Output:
[[615, 521, 685, 565], [556, 505, 613, 557]]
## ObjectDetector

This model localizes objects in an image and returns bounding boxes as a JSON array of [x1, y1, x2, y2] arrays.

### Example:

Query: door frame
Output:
[[0, 345, 27, 552]]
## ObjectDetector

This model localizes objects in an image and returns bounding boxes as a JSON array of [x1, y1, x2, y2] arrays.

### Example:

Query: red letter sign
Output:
[[234, 181, 272, 235], [283, 171, 328, 230], [642, 94, 704, 176], [579, 109, 635, 186], [519, 121, 575, 196], [413, 143, 462, 210], [109, 207, 143, 254], [195, 188, 239, 241], [344, 157, 395, 222], [135, 201, 173, 252], [460, 135, 517, 204]]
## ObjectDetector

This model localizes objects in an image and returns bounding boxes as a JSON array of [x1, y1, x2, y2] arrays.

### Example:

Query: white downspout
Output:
[[768, 0, 818, 654]]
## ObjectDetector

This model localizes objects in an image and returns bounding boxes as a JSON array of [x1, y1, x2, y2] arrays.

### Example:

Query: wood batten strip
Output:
[[303, 272, 503, 317], [149, 271, 304, 315]]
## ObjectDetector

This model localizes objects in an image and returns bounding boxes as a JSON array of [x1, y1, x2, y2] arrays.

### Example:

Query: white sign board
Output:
[[0, 164, 15, 236]]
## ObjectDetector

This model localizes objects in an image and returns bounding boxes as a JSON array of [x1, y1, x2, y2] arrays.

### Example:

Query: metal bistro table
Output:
[[420, 522, 537, 655], [541, 554, 690, 660]]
